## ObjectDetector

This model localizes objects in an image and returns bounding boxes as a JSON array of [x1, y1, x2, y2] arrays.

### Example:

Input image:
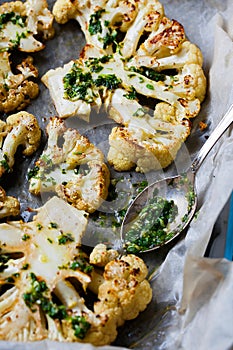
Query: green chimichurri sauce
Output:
[[124, 195, 178, 253]]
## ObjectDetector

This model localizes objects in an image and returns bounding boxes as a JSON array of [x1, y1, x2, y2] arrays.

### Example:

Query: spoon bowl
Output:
[[121, 104, 233, 253]]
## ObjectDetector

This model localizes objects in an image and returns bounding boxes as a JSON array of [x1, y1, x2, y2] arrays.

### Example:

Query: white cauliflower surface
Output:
[[29, 117, 110, 213], [0, 199, 152, 345], [43, 0, 206, 172]]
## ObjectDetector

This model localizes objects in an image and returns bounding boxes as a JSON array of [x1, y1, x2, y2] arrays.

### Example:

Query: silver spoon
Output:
[[121, 104, 233, 254]]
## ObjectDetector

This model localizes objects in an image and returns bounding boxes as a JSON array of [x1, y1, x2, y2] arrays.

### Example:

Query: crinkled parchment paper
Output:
[[0, 0, 233, 349]]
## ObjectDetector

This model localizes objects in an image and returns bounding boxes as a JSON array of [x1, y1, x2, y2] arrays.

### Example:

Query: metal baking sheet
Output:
[[1, 0, 232, 348]]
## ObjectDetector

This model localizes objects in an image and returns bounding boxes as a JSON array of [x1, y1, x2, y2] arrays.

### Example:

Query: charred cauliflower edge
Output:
[[0, 0, 54, 113]]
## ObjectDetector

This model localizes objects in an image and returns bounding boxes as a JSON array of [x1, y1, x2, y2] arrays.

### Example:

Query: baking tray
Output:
[[1, 0, 233, 349]]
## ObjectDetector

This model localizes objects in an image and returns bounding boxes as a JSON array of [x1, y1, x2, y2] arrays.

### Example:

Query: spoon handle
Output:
[[191, 104, 233, 173]]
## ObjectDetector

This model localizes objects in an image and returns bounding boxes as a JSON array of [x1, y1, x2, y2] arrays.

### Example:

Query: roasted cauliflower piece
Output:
[[29, 117, 110, 213], [0, 196, 89, 342], [0, 0, 54, 52], [0, 185, 20, 219], [0, 0, 54, 113], [0, 111, 41, 177], [89, 243, 120, 267], [0, 52, 39, 113], [49, 0, 206, 171], [0, 200, 152, 345], [92, 252, 152, 328]]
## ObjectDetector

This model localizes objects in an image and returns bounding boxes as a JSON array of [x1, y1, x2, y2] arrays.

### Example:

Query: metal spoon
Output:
[[121, 104, 233, 253]]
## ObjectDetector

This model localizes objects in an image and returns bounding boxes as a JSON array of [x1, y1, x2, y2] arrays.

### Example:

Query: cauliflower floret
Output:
[[0, 52, 39, 113], [0, 185, 20, 219], [0, 111, 41, 177], [29, 117, 110, 213], [0, 0, 54, 52], [89, 243, 119, 267], [0, 201, 152, 346]]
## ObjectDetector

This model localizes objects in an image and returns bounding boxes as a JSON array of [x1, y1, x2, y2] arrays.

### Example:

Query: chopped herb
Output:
[[0, 153, 10, 172], [22, 234, 31, 241], [0, 254, 10, 272], [133, 107, 146, 117], [71, 316, 91, 339], [101, 28, 117, 49], [9, 30, 27, 50], [63, 63, 94, 102], [0, 12, 26, 30], [58, 233, 75, 245], [47, 238, 53, 244], [23, 273, 90, 338], [21, 263, 30, 270], [129, 66, 166, 82], [37, 223, 43, 231], [124, 195, 178, 253], [124, 86, 137, 100], [69, 254, 93, 274], [146, 83, 154, 90]]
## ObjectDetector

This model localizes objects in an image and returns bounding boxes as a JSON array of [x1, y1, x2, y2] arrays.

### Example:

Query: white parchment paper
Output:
[[0, 0, 233, 349]]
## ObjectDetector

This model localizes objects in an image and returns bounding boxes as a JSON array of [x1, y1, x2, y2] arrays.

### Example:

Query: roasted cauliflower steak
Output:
[[0, 198, 152, 345], [29, 117, 110, 213], [45, 0, 206, 172]]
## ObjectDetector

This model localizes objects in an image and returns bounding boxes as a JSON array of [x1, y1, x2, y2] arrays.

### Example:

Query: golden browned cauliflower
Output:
[[0, 111, 41, 177], [0, 52, 39, 113], [29, 117, 110, 213], [0, 185, 20, 219], [0, 0, 54, 52], [0, 199, 152, 345], [0, 0, 54, 112], [46, 0, 206, 172]]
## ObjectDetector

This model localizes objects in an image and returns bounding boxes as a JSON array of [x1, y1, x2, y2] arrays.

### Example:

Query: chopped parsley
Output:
[[129, 66, 166, 82], [88, 9, 105, 35], [49, 222, 58, 229], [0, 12, 26, 30], [9, 30, 27, 50], [22, 234, 31, 241], [124, 86, 137, 100], [21, 263, 30, 270], [63, 60, 122, 102], [133, 107, 146, 117], [94, 74, 122, 90], [23, 273, 91, 339]]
